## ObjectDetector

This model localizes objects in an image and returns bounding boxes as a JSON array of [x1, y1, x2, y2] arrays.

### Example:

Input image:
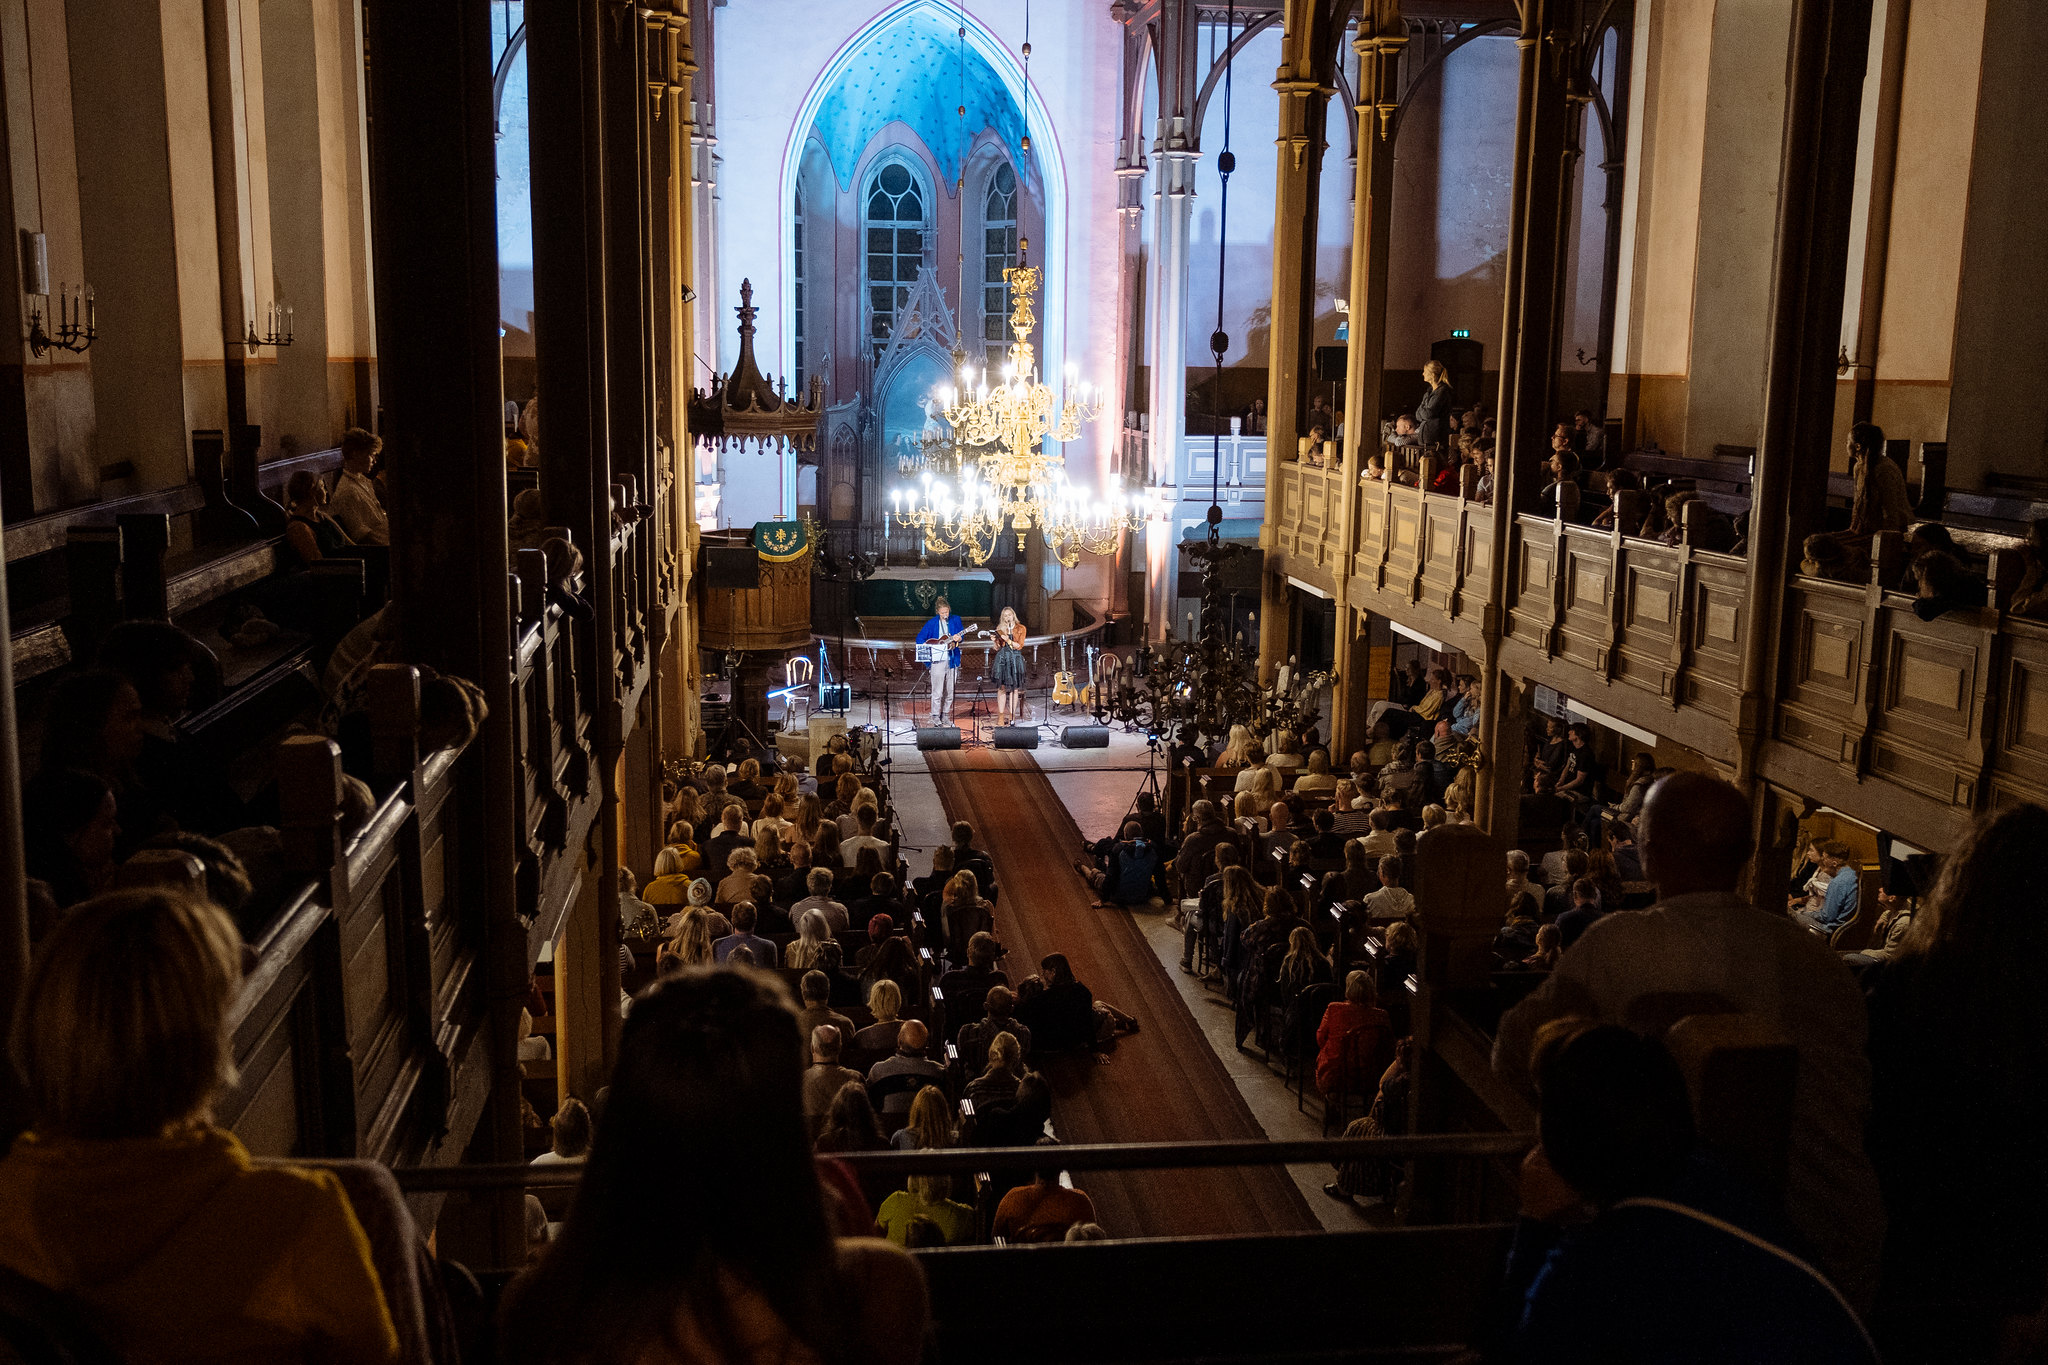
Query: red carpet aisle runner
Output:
[[926, 748, 1318, 1238]]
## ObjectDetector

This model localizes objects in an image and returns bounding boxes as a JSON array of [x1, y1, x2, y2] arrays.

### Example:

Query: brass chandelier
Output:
[[889, 257, 1140, 568]]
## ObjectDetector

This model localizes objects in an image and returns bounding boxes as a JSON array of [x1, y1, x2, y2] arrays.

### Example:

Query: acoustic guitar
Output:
[[1051, 635, 1077, 706]]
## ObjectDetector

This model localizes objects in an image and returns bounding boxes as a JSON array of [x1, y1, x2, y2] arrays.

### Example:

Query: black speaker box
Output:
[[1312, 344, 1347, 382], [703, 544, 759, 590], [1061, 725, 1111, 749], [818, 683, 851, 710], [993, 726, 1039, 749], [916, 726, 962, 751]]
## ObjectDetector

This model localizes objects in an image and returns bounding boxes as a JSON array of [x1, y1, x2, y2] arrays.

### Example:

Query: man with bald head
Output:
[[1493, 771, 1884, 1309], [868, 1018, 947, 1117]]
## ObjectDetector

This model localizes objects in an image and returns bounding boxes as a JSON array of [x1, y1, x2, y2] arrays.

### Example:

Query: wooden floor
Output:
[[927, 748, 1319, 1238]]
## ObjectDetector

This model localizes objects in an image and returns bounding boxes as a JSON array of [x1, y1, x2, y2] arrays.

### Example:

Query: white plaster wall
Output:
[[712, 0, 1126, 527]]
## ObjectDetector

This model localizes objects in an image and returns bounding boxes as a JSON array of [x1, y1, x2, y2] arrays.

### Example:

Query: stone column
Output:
[[653, 6, 700, 762], [1678, 0, 1797, 463], [1476, 0, 1574, 835], [67, 0, 229, 494], [1331, 3, 1403, 753], [361, 0, 521, 1255], [202, 0, 275, 452], [1145, 0, 1199, 642], [1256, 0, 1346, 682], [1945, 0, 2048, 493], [687, 0, 720, 386], [1736, 0, 1873, 784]]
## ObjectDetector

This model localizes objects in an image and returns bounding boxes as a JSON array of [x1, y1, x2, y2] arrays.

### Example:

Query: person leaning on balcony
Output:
[[1415, 361, 1454, 451], [1493, 772, 1886, 1311], [503, 969, 928, 1365], [0, 889, 400, 1365]]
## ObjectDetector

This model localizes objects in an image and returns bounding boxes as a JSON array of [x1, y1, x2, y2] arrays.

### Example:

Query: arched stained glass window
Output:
[[982, 163, 1018, 370], [864, 161, 927, 364]]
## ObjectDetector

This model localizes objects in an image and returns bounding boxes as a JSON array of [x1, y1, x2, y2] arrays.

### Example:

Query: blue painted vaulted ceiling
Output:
[[810, 3, 1032, 192]]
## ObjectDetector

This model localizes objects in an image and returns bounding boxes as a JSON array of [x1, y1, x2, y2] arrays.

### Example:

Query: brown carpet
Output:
[[927, 748, 1318, 1238]]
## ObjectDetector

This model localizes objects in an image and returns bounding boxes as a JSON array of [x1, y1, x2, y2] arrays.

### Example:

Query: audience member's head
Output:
[[810, 1024, 843, 1065], [868, 978, 902, 1024], [967, 932, 1002, 969], [23, 768, 119, 911], [894, 1020, 929, 1056], [40, 670, 145, 778], [1344, 969, 1376, 1005], [1535, 1024, 1694, 1208], [14, 890, 243, 1139], [550, 1097, 593, 1159], [800, 970, 830, 1006], [1638, 772, 1753, 898], [97, 621, 210, 721]]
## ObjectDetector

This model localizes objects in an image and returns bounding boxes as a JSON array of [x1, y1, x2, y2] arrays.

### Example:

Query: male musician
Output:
[[916, 597, 964, 725]]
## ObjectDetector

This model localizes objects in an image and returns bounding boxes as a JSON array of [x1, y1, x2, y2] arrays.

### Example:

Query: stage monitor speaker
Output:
[[915, 726, 962, 751], [1312, 344, 1347, 382], [703, 545, 759, 590], [993, 726, 1039, 749], [1061, 725, 1111, 749], [818, 683, 851, 710]]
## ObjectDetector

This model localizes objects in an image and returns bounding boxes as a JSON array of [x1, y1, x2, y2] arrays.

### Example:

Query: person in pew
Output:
[[787, 912, 844, 973], [644, 836, 703, 905], [1499, 1024, 1875, 1364], [1792, 842, 1859, 938], [853, 980, 907, 1055], [1552, 724, 1602, 809], [283, 469, 356, 568], [1232, 742, 1281, 805], [1901, 522, 1987, 621], [860, 934, 921, 1007], [22, 768, 120, 926], [531, 1097, 592, 1167], [1315, 971, 1396, 1110], [957, 985, 1032, 1076], [1554, 879, 1608, 950], [1505, 850, 1542, 921], [0, 889, 401, 1365], [791, 866, 850, 938], [729, 756, 770, 804], [1521, 923, 1563, 972], [938, 931, 1010, 1003], [813, 1080, 892, 1219], [327, 426, 389, 546], [868, 1020, 947, 1100], [813, 732, 849, 779], [1839, 866, 1917, 975], [38, 669, 166, 858], [1362, 857, 1414, 924], [1862, 805, 2048, 1362], [1540, 851, 1589, 921], [1295, 751, 1340, 796], [800, 1027, 867, 1144], [875, 1177, 976, 1248], [1300, 808, 1346, 861], [940, 870, 994, 963], [964, 1031, 1026, 1111], [502, 970, 927, 1365], [538, 538, 591, 623], [839, 805, 889, 868], [712, 902, 779, 966], [993, 1142, 1099, 1245], [850, 874, 910, 935], [507, 488, 548, 553], [747, 874, 793, 938], [1541, 446, 1583, 523], [947, 821, 997, 897], [1494, 772, 1885, 1310], [834, 787, 877, 840], [752, 827, 794, 890], [715, 847, 761, 905]]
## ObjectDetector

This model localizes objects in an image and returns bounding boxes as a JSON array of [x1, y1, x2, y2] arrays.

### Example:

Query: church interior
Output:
[[1, 0, 2044, 1360]]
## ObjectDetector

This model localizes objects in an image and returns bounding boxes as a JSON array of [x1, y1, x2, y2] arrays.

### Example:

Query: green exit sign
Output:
[[1451, 329, 1471, 338]]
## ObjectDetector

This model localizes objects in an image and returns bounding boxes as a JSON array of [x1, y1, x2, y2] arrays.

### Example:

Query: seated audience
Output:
[[1793, 842, 1859, 939], [940, 871, 994, 964], [1865, 805, 2048, 1363], [0, 890, 399, 1364], [1501, 1025, 1874, 1363], [1315, 971, 1395, 1101], [791, 867, 850, 937], [963, 1032, 1024, 1110], [875, 1175, 975, 1248], [22, 767, 120, 922], [1494, 772, 1884, 1308], [867, 1020, 947, 1098], [992, 1144, 1099, 1244], [795, 972, 855, 1048], [801, 1026, 866, 1143], [1840, 865, 1918, 974], [711, 902, 778, 966], [532, 1097, 592, 1166], [938, 931, 1010, 1001], [1363, 857, 1413, 922], [853, 980, 906, 1054], [1554, 878, 1607, 949], [786, 910, 844, 973], [502, 968, 926, 1365], [957, 985, 1032, 1075]]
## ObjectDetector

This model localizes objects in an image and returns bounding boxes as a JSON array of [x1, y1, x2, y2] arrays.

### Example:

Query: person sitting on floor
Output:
[[0, 889, 401, 1365]]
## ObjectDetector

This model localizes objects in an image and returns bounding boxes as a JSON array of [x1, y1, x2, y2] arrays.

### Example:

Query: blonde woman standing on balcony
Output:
[[1415, 361, 1454, 452]]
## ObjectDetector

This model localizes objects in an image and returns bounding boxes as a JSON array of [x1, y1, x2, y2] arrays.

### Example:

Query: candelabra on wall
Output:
[[247, 301, 295, 349], [27, 283, 95, 358]]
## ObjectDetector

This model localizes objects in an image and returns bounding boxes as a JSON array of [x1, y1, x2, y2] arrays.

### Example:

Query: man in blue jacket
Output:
[[1794, 842, 1859, 939], [915, 597, 964, 725]]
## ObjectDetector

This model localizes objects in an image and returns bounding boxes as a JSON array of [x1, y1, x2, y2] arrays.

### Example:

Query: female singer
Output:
[[992, 605, 1028, 726]]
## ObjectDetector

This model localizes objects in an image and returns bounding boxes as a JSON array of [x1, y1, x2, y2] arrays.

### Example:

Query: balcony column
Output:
[[1256, 0, 1346, 682], [660, 8, 702, 762], [1735, 0, 1873, 796], [361, 0, 520, 1254], [1145, 0, 1199, 641], [1475, 0, 1575, 839], [1331, 3, 1404, 752]]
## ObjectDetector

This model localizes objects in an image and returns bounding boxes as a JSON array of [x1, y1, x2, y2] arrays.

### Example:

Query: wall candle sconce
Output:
[[247, 301, 294, 349], [27, 281, 96, 358]]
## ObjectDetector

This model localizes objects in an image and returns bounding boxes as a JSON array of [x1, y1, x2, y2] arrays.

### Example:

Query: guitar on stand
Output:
[[1051, 636, 1077, 710], [1076, 644, 1101, 708]]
